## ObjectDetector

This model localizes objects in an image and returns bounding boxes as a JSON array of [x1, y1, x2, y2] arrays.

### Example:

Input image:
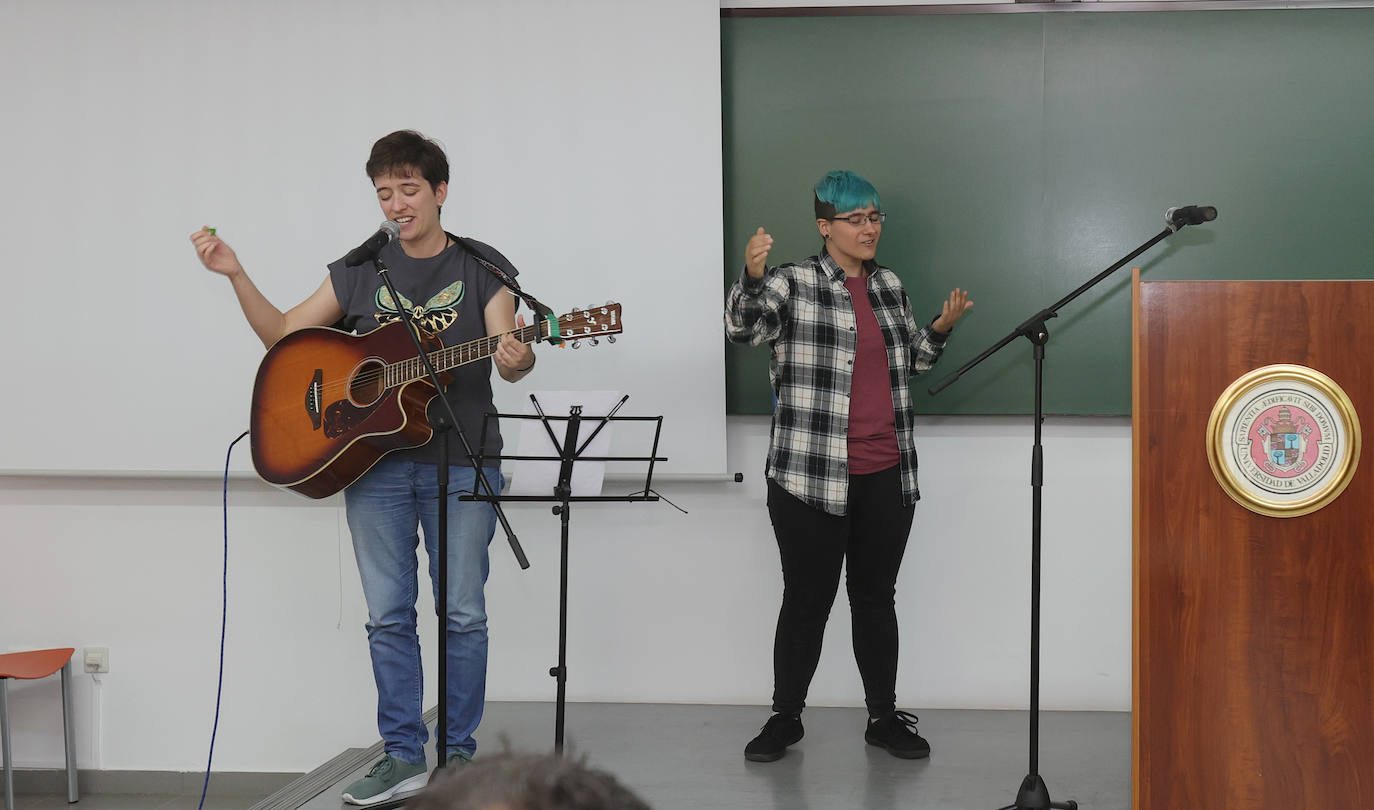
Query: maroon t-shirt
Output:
[[843, 275, 900, 474]]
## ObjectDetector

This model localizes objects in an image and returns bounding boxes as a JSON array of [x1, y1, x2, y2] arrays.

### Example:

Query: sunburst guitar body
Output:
[[249, 304, 622, 498]]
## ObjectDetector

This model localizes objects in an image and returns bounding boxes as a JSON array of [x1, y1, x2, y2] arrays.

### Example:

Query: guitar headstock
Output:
[[555, 303, 623, 347]]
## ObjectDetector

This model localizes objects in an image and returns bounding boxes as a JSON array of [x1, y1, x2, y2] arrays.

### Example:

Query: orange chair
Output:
[[0, 648, 79, 809]]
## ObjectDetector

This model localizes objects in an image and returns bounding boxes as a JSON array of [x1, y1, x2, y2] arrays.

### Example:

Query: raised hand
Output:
[[932, 288, 973, 335], [744, 226, 774, 279], [189, 226, 245, 279]]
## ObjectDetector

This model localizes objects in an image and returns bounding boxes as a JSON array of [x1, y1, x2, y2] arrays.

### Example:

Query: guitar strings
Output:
[[313, 327, 533, 397], [291, 322, 544, 404], [260, 308, 615, 421]]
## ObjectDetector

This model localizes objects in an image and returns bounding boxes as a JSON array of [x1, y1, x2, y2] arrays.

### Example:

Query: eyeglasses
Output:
[[827, 211, 886, 226]]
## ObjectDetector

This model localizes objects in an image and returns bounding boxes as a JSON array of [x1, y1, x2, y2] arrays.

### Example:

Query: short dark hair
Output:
[[366, 130, 450, 191], [408, 752, 651, 810]]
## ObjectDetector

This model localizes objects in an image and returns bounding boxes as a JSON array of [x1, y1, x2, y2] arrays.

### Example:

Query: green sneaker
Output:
[[341, 754, 428, 806], [431, 749, 471, 777], [444, 750, 472, 767]]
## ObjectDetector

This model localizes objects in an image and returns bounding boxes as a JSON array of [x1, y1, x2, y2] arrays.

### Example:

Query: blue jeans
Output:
[[344, 458, 502, 763]]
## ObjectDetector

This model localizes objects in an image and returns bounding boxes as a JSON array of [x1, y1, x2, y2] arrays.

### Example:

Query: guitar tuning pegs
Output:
[[570, 340, 582, 349], [589, 338, 600, 347], [606, 336, 616, 344]]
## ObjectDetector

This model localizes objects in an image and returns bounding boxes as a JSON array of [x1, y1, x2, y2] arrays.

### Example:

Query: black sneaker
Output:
[[864, 710, 931, 759], [744, 713, 804, 762]]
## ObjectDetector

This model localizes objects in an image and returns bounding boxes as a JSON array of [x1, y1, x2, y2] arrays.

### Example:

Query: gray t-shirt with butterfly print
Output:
[[327, 237, 516, 467]]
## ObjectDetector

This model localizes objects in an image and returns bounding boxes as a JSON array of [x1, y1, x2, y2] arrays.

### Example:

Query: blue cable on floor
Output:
[[199, 430, 249, 810]]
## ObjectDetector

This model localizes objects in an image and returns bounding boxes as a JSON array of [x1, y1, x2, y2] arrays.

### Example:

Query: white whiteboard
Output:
[[1, 0, 726, 478]]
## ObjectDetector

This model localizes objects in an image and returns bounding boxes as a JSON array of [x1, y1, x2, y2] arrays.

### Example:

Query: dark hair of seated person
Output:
[[408, 751, 651, 810]]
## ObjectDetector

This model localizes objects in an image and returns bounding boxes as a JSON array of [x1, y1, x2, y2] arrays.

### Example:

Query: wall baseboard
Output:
[[11, 768, 302, 798]]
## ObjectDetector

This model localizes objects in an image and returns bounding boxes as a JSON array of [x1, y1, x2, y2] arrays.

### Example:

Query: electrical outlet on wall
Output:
[[84, 647, 110, 673]]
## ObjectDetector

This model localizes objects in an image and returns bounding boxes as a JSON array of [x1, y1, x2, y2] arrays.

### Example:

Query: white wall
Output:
[[0, 415, 1129, 773], [0, 0, 726, 478]]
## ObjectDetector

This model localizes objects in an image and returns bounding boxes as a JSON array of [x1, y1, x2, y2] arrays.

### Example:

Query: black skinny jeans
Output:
[[766, 465, 915, 718]]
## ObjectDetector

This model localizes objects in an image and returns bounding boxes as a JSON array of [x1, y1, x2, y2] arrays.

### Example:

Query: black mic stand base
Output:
[[996, 774, 1078, 810]]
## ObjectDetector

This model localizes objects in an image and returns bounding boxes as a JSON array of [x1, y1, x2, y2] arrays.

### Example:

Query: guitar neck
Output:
[[388, 321, 543, 386]]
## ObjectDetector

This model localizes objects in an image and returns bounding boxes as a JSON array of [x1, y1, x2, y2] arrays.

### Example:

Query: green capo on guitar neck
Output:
[[544, 313, 561, 342]]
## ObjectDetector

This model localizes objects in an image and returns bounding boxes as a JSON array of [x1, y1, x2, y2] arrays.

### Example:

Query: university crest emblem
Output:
[[1206, 364, 1361, 518]]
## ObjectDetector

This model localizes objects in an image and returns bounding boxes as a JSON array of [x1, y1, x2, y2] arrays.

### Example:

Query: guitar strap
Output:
[[447, 231, 559, 343]]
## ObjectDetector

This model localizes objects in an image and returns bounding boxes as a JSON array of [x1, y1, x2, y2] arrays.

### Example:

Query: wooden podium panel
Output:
[[1133, 276, 1374, 808]]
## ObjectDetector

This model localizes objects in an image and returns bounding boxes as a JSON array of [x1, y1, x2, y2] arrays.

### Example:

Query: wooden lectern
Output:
[[1133, 273, 1374, 808]]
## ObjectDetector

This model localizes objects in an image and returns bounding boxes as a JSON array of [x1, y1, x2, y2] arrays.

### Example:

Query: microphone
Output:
[[344, 221, 401, 267], [1165, 205, 1217, 230]]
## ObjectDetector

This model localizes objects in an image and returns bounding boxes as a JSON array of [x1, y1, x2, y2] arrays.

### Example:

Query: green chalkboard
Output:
[[723, 8, 1374, 415]]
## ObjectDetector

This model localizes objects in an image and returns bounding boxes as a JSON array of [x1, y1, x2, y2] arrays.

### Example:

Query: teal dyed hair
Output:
[[813, 170, 882, 219]]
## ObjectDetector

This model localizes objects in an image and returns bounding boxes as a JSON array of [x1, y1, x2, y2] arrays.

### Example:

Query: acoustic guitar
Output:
[[249, 304, 623, 498]]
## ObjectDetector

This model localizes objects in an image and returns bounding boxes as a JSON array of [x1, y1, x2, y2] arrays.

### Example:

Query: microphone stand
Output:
[[928, 212, 1208, 810], [369, 249, 533, 786]]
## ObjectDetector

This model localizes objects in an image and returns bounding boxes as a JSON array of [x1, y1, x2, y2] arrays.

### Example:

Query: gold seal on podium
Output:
[[1206, 364, 1360, 518]]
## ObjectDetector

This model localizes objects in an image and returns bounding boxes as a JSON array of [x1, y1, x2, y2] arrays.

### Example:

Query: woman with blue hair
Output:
[[725, 170, 972, 763]]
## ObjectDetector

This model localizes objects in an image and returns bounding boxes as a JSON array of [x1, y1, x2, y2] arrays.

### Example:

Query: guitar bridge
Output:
[[306, 369, 323, 431]]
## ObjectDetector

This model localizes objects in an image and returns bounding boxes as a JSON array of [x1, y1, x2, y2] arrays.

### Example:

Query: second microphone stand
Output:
[[928, 213, 1209, 810]]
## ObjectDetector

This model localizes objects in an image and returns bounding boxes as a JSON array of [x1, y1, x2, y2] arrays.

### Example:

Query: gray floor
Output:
[[12, 799, 244, 810], [15, 702, 1130, 809]]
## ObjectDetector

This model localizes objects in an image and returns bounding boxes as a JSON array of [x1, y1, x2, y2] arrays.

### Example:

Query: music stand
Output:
[[465, 392, 667, 753]]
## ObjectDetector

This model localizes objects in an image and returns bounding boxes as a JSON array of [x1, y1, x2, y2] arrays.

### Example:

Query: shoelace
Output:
[[761, 713, 798, 734], [367, 756, 395, 777], [890, 710, 921, 731]]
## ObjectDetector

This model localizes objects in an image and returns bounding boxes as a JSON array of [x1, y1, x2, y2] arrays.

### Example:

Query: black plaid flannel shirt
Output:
[[725, 251, 948, 516]]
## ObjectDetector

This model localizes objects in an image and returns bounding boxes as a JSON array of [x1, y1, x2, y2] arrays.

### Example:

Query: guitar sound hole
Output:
[[349, 360, 386, 406]]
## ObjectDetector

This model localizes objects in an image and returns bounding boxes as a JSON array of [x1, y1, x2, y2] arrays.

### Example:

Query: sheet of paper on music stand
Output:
[[508, 391, 622, 497]]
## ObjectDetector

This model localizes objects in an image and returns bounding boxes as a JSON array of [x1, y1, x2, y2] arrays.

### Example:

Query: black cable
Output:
[[198, 430, 249, 810]]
